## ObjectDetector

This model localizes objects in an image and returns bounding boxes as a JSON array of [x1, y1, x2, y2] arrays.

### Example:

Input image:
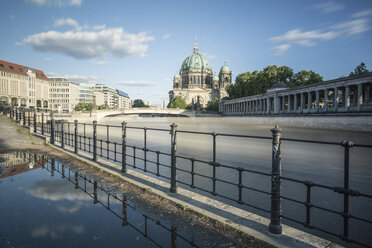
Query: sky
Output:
[[1, 0, 372, 106]]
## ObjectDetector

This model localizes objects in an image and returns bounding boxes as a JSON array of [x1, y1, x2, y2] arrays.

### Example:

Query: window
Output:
[[9, 66, 14, 70]]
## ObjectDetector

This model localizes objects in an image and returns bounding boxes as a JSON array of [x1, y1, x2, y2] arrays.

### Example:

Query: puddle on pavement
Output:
[[0, 152, 236, 248]]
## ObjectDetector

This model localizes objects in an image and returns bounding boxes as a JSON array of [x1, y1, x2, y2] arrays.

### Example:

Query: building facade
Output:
[[79, 83, 94, 103], [93, 90, 105, 106], [49, 77, 79, 112], [93, 83, 130, 109], [168, 42, 232, 108], [0, 60, 49, 109]]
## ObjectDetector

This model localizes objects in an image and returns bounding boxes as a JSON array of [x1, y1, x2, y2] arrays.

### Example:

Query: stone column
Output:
[[324, 89, 328, 112], [300, 93, 304, 112], [307, 92, 312, 112], [267, 97, 271, 114], [315, 90, 320, 112], [357, 84, 363, 111], [288, 95, 292, 113], [274, 96, 278, 114], [334, 87, 339, 111], [345, 86, 350, 110], [366, 86, 370, 104], [294, 94, 298, 113], [281, 96, 285, 113]]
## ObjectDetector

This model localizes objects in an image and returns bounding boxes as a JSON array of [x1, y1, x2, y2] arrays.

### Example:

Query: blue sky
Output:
[[1, 0, 372, 106]]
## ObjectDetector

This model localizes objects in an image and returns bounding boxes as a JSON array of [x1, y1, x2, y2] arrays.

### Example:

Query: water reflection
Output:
[[0, 152, 200, 248], [43, 160, 193, 248]]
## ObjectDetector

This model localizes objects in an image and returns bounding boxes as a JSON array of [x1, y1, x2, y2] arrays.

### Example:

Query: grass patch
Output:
[[16, 128, 22, 134], [176, 203, 189, 211], [142, 187, 152, 193]]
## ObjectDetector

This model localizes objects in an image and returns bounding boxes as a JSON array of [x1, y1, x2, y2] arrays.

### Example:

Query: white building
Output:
[[49, 77, 79, 112], [79, 83, 93, 103], [0, 60, 49, 109], [93, 90, 105, 106], [93, 83, 131, 109]]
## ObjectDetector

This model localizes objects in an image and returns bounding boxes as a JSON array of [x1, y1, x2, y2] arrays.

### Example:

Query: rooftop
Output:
[[0, 60, 49, 80]]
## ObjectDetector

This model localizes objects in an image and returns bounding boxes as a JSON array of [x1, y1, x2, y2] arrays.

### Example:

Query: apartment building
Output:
[[79, 83, 94, 103], [116, 89, 131, 109], [49, 77, 79, 112], [0, 60, 49, 109], [92, 84, 130, 109]]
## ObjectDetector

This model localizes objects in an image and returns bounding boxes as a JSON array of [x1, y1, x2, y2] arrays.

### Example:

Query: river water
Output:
[[89, 116, 372, 247]]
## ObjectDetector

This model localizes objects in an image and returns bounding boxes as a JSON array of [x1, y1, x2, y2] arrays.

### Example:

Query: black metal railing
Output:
[[4, 106, 372, 248]]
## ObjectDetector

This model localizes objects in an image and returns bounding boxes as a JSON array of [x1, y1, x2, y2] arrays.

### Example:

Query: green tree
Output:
[[227, 65, 322, 99], [96, 104, 106, 110], [206, 98, 220, 112], [289, 70, 323, 88], [168, 96, 187, 109], [74, 102, 93, 111], [349, 62, 369, 76], [132, 99, 148, 107]]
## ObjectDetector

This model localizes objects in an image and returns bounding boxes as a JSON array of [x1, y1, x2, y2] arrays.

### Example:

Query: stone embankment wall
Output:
[[226, 115, 372, 131]]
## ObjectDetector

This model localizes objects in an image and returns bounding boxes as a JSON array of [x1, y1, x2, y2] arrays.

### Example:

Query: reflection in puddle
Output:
[[0, 152, 203, 248]]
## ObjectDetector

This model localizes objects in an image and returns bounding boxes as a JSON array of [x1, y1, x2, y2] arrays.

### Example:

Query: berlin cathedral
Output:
[[168, 42, 232, 108]]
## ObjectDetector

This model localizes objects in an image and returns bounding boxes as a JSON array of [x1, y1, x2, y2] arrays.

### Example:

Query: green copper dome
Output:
[[220, 61, 231, 73], [181, 42, 212, 71]]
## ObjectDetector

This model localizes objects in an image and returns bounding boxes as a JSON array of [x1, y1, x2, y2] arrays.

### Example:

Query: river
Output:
[[67, 116, 372, 247]]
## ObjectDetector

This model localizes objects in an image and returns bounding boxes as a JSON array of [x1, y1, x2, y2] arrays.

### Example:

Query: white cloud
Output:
[[92, 60, 108, 65], [44, 57, 51, 61], [118, 81, 156, 87], [47, 72, 102, 83], [10, 15, 15, 20], [162, 33, 171, 39], [272, 44, 291, 56], [314, 1, 343, 13], [26, 0, 82, 6], [270, 14, 371, 55], [331, 18, 370, 36], [163, 78, 171, 83], [352, 9, 372, 18], [54, 18, 80, 30], [21, 19, 155, 59]]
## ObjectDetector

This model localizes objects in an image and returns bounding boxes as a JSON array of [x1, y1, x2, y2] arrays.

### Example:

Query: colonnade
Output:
[[221, 75, 372, 115]]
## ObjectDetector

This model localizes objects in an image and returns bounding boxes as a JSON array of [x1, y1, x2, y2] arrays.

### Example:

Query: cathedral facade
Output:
[[168, 42, 232, 108]]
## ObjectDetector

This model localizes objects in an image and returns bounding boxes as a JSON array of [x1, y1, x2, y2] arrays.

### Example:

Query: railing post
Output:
[[170, 123, 177, 193], [269, 125, 282, 234], [50, 112, 54, 144], [61, 120, 65, 148], [28, 110, 31, 126], [23, 110, 26, 126], [121, 121, 127, 173], [341, 140, 353, 242], [74, 120, 78, 153], [33, 111, 37, 133], [41, 112, 44, 135], [15, 107, 18, 121], [93, 120, 97, 161]]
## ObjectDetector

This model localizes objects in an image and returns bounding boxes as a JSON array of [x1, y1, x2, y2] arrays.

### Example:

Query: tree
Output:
[[289, 70, 323, 88], [227, 65, 322, 99], [206, 98, 219, 112], [167, 96, 187, 109], [349, 62, 369, 76], [96, 104, 106, 110], [132, 99, 148, 108], [74, 102, 93, 111]]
